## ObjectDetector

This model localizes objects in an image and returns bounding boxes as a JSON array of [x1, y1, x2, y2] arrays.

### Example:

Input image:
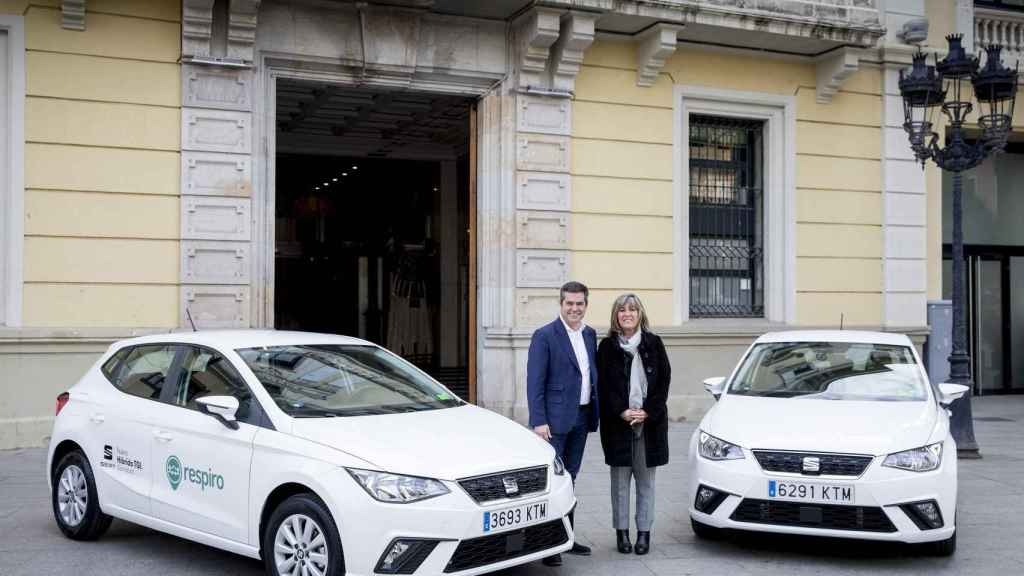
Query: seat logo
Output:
[[502, 476, 519, 496], [166, 455, 182, 491], [802, 456, 821, 473]]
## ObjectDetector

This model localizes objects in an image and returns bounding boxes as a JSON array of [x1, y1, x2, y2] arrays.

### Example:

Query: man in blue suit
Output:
[[528, 280, 599, 566]]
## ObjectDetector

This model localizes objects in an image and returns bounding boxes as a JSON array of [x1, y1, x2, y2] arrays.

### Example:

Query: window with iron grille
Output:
[[689, 115, 764, 318]]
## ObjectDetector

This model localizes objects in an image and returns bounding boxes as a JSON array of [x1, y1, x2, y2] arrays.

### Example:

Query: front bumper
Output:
[[328, 467, 576, 576], [687, 436, 957, 544]]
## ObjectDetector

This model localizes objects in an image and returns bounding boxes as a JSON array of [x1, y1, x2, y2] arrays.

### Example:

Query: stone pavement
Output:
[[0, 396, 1022, 576]]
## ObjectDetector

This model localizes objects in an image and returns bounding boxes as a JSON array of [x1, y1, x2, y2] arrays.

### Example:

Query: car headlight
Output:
[[698, 431, 745, 461], [882, 443, 942, 472], [346, 468, 450, 503], [553, 455, 566, 476]]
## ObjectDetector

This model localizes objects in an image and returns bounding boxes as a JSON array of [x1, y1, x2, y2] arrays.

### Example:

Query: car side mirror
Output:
[[703, 377, 726, 401], [197, 396, 240, 430], [937, 383, 969, 407]]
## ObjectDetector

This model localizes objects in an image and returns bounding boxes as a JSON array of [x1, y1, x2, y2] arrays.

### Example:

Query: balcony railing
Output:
[[976, 7, 1024, 73]]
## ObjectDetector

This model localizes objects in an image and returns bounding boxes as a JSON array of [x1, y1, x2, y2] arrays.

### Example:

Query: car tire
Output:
[[924, 531, 956, 557], [52, 450, 113, 541], [263, 493, 345, 576], [691, 517, 724, 540]]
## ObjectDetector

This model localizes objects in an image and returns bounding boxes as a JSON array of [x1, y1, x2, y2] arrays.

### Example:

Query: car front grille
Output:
[[730, 498, 897, 533], [458, 466, 547, 504], [443, 519, 568, 573], [752, 451, 873, 476]]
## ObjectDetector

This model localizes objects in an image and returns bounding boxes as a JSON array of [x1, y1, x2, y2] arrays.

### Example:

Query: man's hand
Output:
[[533, 424, 552, 441]]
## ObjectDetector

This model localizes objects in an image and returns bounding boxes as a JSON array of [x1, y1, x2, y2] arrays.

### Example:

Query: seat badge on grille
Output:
[[502, 476, 519, 496], [802, 457, 821, 473]]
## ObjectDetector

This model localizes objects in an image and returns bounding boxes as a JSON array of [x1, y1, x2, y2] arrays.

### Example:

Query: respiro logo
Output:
[[165, 455, 182, 491], [165, 455, 224, 492]]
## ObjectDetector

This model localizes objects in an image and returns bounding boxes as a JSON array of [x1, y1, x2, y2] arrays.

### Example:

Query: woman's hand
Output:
[[622, 408, 647, 424]]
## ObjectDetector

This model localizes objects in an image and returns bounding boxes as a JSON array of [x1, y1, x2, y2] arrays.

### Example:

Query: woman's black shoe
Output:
[[616, 530, 633, 554], [634, 531, 650, 555]]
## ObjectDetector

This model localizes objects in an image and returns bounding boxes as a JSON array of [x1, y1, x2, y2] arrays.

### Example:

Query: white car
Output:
[[47, 331, 575, 576], [688, 330, 967, 556]]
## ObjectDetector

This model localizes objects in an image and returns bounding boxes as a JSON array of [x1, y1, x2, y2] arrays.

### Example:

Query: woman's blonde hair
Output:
[[608, 292, 651, 337]]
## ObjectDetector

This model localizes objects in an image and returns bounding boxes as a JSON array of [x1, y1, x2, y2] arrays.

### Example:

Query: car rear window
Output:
[[109, 345, 177, 401], [728, 341, 928, 401]]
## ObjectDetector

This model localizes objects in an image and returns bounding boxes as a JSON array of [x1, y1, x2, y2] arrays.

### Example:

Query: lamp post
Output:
[[898, 35, 1018, 458]]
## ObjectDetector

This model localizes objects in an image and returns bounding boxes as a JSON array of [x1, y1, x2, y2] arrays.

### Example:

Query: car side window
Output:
[[101, 348, 130, 382], [174, 346, 256, 425], [111, 345, 177, 401]]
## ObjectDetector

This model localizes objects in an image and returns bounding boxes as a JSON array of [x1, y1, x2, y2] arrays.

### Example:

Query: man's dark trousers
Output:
[[550, 404, 591, 480]]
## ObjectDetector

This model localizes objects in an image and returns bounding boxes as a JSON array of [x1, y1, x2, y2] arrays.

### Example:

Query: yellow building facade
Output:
[[2, 0, 1008, 448]]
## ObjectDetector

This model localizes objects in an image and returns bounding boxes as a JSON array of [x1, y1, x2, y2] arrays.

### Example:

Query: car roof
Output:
[[753, 330, 914, 347], [111, 330, 374, 351]]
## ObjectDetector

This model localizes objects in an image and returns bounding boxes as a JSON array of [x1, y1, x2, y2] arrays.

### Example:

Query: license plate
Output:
[[767, 480, 854, 503], [483, 501, 548, 533]]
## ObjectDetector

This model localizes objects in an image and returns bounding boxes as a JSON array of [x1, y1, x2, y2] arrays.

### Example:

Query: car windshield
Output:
[[727, 341, 928, 401], [235, 344, 462, 417]]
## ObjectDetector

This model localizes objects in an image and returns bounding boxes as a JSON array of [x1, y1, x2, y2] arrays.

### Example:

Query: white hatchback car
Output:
[[47, 331, 575, 576], [688, 331, 967, 556]]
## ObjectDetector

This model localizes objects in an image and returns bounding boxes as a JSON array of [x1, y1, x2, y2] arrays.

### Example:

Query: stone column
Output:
[[178, 1, 261, 328]]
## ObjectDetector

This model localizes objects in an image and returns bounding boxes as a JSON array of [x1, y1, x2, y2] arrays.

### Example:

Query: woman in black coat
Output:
[[597, 293, 671, 556]]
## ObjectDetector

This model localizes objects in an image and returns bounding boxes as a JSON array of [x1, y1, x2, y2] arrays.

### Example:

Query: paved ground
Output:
[[1, 396, 1022, 576]]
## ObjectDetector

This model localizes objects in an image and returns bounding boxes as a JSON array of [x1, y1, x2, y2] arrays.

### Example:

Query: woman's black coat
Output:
[[597, 331, 671, 468]]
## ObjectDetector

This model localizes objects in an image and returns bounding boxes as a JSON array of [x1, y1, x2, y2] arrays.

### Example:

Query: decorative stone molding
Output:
[[514, 7, 562, 90], [61, 0, 85, 31], [516, 134, 569, 172], [516, 172, 571, 212], [228, 0, 261, 63], [517, 95, 571, 135], [183, 65, 252, 111], [516, 289, 560, 327], [516, 211, 569, 250], [182, 196, 251, 241], [636, 24, 682, 88], [816, 47, 861, 104], [548, 11, 597, 92], [182, 151, 252, 197], [182, 241, 251, 285], [182, 109, 252, 154], [516, 250, 570, 288], [182, 286, 250, 328], [183, 0, 216, 61]]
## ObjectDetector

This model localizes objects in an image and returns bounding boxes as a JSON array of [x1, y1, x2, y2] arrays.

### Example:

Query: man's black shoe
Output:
[[541, 553, 563, 566], [568, 542, 591, 556]]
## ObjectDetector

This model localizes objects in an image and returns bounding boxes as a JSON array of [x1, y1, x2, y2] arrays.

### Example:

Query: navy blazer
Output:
[[527, 318, 600, 435]]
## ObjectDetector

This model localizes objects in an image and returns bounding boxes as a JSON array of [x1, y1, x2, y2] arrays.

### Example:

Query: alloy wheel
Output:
[[57, 465, 88, 527], [274, 513, 329, 576]]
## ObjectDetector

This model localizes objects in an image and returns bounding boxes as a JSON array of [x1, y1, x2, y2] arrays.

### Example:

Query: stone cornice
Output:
[[636, 23, 682, 87]]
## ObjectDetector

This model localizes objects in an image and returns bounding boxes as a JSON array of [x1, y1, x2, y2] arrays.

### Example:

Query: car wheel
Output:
[[924, 531, 956, 557], [263, 494, 344, 576], [691, 517, 724, 540], [52, 450, 113, 541]]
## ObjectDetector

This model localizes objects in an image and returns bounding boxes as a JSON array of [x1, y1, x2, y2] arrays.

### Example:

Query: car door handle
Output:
[[153, 430, 174, 443], [90, 413, 105, 424]]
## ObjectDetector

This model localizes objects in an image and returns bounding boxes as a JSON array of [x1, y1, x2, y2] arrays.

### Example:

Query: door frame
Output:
[[944, 243, 1024, 394]]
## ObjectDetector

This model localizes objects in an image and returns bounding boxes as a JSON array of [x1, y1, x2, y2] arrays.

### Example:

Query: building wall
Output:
[[571, 39, 884, 328], [0, 0, 180, 449], [21, 0, 180, 327]]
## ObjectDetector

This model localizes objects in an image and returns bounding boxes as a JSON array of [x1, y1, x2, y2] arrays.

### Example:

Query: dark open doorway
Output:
[[274, 80, 474, 399]]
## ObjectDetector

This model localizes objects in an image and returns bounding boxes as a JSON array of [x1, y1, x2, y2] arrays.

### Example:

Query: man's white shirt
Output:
[[559, 316, 591, 406]]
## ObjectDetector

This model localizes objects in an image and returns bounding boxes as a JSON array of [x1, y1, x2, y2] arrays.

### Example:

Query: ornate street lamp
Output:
[[899, 35, 1018, 458]]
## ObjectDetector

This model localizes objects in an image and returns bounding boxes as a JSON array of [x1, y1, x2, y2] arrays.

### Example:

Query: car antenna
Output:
[[185, 307, 197, 332], [840, 313, 844, 330]]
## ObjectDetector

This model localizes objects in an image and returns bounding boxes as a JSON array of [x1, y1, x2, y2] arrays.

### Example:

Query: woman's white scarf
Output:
[[619, 330, 647, 436]]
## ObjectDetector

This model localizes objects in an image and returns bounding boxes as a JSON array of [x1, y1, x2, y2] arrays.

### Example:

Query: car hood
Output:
[[705, 395, 938, 456], [289, 404, 554, 480]]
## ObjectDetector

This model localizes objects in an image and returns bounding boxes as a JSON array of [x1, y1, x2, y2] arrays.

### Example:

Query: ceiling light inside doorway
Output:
[[332, 178, 338, 182], [343, 172, 348, 177], [323, 182, 329, 186], [352, 166, 358, 170]]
